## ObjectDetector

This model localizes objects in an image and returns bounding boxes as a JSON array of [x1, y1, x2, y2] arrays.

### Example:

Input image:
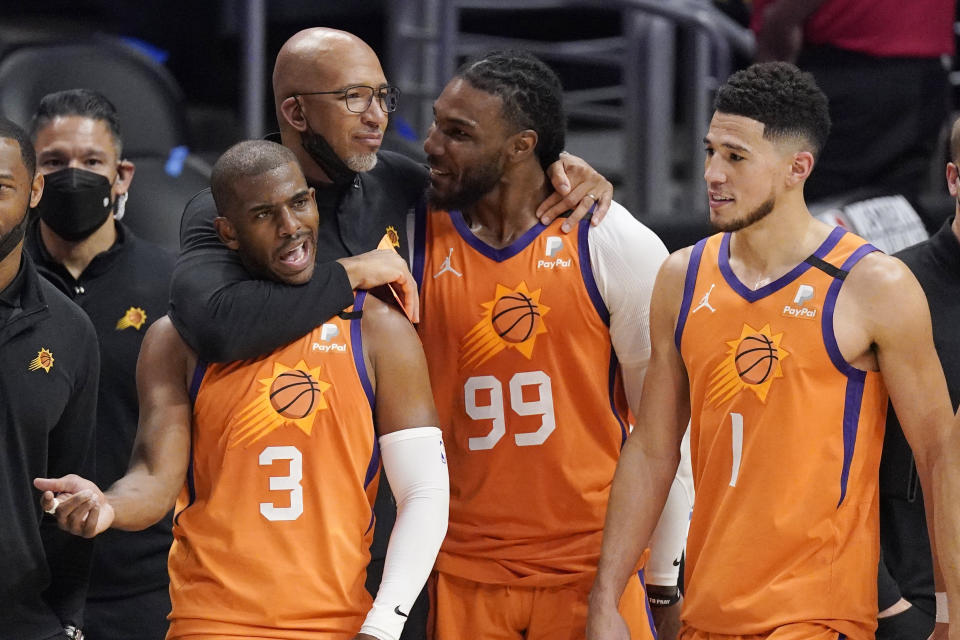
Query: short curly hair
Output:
[[714, 62, 831, 158], [456, 50, 565, 170]]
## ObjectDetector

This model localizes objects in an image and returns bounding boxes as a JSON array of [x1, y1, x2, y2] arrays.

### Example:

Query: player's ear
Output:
[[786, 150, 814, 186], [281, 96, 308, 132], [29, 171, 44, 208], [214, 216, 240, 250], [506, 129, 538, 165], [946, 162, 960, 198]]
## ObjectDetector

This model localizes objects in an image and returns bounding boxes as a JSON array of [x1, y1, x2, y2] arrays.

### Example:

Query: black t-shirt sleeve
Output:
[[42, 317, 99, 628], [169, 189, 354, 362]]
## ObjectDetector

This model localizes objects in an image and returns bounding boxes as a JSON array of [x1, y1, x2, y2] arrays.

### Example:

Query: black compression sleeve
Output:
[[169, 190, 354, 362]]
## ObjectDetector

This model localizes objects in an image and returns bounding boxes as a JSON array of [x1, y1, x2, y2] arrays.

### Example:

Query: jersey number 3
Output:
[[259, 445, 304, 521], [465, 371, 555, 450]]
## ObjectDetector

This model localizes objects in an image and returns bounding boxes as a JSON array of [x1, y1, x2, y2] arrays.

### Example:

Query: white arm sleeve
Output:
[[646, 427, 694, 585], [588, 201, 669, 383], [360, 427, 449, 640]]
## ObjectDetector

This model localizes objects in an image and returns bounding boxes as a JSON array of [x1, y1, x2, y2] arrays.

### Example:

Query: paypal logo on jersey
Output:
[[545, 236, 563, 257], [312, 323, 347, 352], [538, 236, 571, 269], [782, 284, 817, 319]]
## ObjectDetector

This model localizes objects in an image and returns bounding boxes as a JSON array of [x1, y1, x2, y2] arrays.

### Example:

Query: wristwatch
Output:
[[64, 625, 84, 640]]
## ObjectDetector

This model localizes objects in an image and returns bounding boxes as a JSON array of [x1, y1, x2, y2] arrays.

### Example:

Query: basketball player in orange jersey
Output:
[[34, 140, 450, 640], [587, 62, 960, 640], [412, 50, 692, 640]]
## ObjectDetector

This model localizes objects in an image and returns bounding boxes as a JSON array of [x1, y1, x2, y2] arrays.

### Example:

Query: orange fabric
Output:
[[167, 299, 379, 639], [680, 622, 844, 640], [676, 230, 886, 640], [417, 210, 629, 588], [429, 570, 655, 640]]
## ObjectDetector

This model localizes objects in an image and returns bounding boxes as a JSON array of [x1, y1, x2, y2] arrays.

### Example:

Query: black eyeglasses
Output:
[[295, 85, 400, 114]]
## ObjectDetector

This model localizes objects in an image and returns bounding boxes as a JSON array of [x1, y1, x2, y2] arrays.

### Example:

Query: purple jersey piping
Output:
[[674, 237, 708, 351], [175, 360, 207, 525], [608, 351, 629, 446], [449, 209, 548, 262], [578, 218, 610, 326], [349, 290, 381, 492], [820, 242, 880, 507], [412, 200, 428, 289], [718, 226, 846, 302]]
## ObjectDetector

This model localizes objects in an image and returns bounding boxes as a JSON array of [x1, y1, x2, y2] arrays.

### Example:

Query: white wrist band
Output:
[[936, 591, 949, 624]]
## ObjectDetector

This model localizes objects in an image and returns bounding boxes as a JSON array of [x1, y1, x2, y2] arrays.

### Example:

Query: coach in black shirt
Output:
[[24, 90, 175, 640], [0, 119, 99, 640]]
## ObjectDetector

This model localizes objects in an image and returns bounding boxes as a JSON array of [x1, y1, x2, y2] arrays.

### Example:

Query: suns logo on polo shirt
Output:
[[28, 347, 54, 373], [116, 306, 147, 330]]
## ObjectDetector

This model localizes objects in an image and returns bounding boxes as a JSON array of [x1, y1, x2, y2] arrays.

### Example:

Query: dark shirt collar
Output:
[[27, 217, 128, 285], [929, 216, 960, 275], [0, 254, 26, 308]]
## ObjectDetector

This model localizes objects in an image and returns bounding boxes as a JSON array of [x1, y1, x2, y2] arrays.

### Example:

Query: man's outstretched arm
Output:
[[170, 190, 417, 362], [845, 255, 959, 639], [587, 251, 692, 640], [36, 316, 194, 536], [355, 294, 448, 640]]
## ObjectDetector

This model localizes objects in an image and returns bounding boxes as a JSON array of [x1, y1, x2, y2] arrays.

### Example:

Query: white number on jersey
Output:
[[465, 372, 556, 450], [258, 445, 304, 521]]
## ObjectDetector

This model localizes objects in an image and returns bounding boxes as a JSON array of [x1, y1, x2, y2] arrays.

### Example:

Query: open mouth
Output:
[[709, 192, 733, 207], [277, 237, 312, 269]]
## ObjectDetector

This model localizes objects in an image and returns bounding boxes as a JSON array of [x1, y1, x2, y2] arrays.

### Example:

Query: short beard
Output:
[[345, 153, 378, 172], [711, 193, 776, 232], [427, 157, 502, 211]]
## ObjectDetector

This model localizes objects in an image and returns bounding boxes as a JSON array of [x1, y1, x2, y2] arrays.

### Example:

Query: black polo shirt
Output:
[[0, 251, 99, 640], [25, 220, 175, 601]]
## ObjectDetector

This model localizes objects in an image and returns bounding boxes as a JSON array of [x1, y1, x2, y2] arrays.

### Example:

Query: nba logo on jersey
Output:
[[782, 284, 817, 319], [320, 324, 339, 341], [545, 236, 563, 257]]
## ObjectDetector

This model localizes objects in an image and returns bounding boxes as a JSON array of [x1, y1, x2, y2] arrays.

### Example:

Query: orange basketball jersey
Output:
[[675, 228, 888, 640], [413, 208, 631, 588], [167, 292, 379, 640]]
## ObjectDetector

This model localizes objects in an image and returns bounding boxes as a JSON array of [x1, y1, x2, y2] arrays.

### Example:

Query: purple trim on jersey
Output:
[[364, 509, 376, 536], [349, 290, 382, 490], [718, 226, 846, 302], [838, 374, 866, 506], [821, 243, 880, 377], [412, 200, 428, 289], [637, 568, 658, 639], [578, 218, 610, 326], [674, 237, 709, 351], [609, 351, 629, 446], [350, 290, 376, 411], [449, 209, 548, 262], [818, 242, 879, 506], [176, 361, 205, 526], [188, 360, 208, 402]]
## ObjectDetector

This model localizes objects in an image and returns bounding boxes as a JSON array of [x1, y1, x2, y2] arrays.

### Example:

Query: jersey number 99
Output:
[[464, 371, 556, 450]]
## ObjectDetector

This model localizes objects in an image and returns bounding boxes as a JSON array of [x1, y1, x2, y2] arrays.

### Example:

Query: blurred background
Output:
[[3, 0, 957, 251]]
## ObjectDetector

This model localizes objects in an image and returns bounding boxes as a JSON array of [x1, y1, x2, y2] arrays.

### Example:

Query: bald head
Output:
[[273, 28, 381, 116]]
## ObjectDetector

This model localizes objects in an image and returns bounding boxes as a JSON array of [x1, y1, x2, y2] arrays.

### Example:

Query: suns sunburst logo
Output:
[[226, 360, 331, 448], [384, 226, 401, 248], [28, 348, 54, 373], [706, 323, 789, 406], [116, 307, 147, 330], [459, 281, 550, 370]]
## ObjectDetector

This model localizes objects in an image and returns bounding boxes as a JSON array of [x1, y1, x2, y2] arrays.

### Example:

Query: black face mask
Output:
[[34, 168, 114, 241], [301, 123, 357, 188], [0, 208, 29, 263]]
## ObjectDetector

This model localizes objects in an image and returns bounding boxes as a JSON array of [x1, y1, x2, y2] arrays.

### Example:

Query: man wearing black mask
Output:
[[0, 116, 99, 640], [24, 89, 175, 640]]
